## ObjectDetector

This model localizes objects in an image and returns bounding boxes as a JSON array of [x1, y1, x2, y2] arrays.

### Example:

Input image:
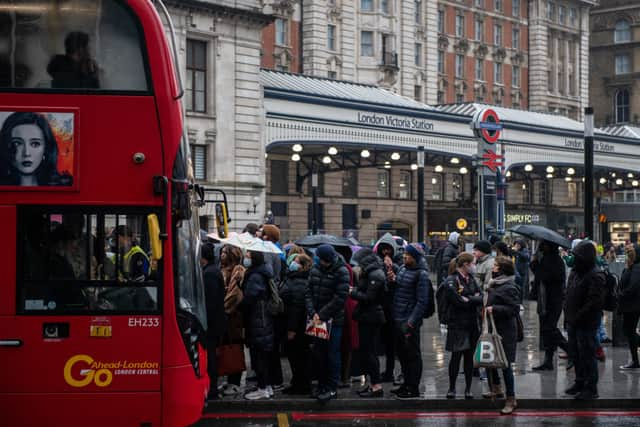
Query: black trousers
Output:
[[285, 332, 311, 390], [268, 317, 286, 386], [568, 326, 598, 392], [206, 337, 218, 398], [394, 322, 422, 391], [250, 347, 271, 389], [623, 312, 640, 364], [382, 305, 395, 375], [540, 301, 568, 353], [358, 323, 381, 385]]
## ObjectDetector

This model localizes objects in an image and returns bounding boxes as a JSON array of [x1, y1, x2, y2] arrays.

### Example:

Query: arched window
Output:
[[615, 89, 630, 123], [615, 20, 631, 43]]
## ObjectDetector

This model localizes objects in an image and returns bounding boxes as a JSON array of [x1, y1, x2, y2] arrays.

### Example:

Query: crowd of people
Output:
[[200, 224, 640, 415]]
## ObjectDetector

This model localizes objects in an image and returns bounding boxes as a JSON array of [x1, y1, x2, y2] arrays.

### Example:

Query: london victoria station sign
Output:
[[357, 112, 435, 131]]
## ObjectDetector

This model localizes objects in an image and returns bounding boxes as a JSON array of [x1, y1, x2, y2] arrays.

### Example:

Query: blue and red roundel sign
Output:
[[474, 108, 502, 144]]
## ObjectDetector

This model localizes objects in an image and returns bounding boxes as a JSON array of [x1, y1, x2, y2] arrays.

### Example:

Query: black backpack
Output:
[[601, 268, 619, 312], [435, 280, 451, 325]]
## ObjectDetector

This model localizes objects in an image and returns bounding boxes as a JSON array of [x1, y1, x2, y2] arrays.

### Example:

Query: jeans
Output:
[[489, 366, 515, 397], [394, 322, 422, 391], [358, 323, 381, 385], [597, 315, 608, 344], [312, 325, 343, 392], [568, 325, 599, 392]]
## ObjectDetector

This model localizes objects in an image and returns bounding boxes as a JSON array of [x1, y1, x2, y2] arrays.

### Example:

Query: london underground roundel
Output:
[[476, 109, 501, 144]]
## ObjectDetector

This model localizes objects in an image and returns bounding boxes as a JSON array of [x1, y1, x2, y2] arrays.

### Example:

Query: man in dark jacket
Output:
[[619, 243, 640, 370], [564, 241, 606, 400], [201, 242, 227, 400], [305, 244, 350, 402], [437, 231, 461, 286], [530, 240, 569, 370], [392, 243, 429, 399], [375, 233, 400, 382]]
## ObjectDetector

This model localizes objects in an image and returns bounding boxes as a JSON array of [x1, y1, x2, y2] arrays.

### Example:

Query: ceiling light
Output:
[[546, 166, 554, 173], [506, 171, 512, 177], [431, 177, 437, 184], [633, 180, 639, 187], [291, 153, 301, 161], [391, 152, 401, 161], [451, 157, 460, 164], [435, 165, 444, 172], [611, 172, 616, 177], [411, 163, 418, 170], [322, 156, 332, 164], [628, 173, 634, 178], [384, 164, 391, 169], [522, 184, 527, 190], [292, 143, 303, 152], [616, 178, 623, 185], [460, 166, 468, 174], [361, 149, 370, 158], [599, 177, 607, 184], [565, 177, 572, 182], [567, 167, 575, 175], [546, 173, 553, 179], [524, 164, 533, 172], [328, 146, 338, 155]]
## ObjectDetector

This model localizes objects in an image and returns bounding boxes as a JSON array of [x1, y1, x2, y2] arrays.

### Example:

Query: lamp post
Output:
[[417, 146, 425, 243], [584, 107, 594, 239], [311, 169, 318, 235]]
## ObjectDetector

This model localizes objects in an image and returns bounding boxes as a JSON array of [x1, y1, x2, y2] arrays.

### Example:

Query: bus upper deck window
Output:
[[0, 0, 149, 92]]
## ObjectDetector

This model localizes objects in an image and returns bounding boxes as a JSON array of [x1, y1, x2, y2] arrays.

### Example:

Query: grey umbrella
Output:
[[508, 224, 571, 249], [295, 234, 353, 248]]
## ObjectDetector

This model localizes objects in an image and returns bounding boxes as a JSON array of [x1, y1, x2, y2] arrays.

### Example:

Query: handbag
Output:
[[216, 343, 246, 376], [474, 309, 509, 369], [305, 318, 332, 340]]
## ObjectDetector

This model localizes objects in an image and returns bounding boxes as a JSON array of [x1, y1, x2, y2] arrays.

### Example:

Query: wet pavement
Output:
[[207, 300, 640, 404]]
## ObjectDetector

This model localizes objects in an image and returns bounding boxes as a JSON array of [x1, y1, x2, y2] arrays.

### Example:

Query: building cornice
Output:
[[165, 0, 274, 26]]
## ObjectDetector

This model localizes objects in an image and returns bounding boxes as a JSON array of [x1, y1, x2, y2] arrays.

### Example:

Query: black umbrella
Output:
[[508, 224, 571, 249], [295, 234, 353, 248]]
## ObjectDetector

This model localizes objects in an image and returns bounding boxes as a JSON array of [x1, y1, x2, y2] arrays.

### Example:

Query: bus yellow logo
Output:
[[63, 354, 113, 388]]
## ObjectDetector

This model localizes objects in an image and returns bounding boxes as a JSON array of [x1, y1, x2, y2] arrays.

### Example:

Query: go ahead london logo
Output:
[[63, 354, 160, 387]]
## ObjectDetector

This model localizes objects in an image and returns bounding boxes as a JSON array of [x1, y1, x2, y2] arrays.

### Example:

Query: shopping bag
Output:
[[216, 343, 246, 376], [473, 310, 508, 369], [305, 318, 332, 340]]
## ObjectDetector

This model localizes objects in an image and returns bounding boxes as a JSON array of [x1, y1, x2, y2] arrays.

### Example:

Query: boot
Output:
[[500, 397, 517, 415], [532, 351, 554, 371], [482, 384, 505, 399]]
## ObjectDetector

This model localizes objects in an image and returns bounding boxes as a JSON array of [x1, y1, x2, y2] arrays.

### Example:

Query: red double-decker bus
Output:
[[0, 1, 210, 426]]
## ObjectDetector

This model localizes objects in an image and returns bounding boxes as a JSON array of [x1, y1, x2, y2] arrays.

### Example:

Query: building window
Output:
[[495, 0, 503, 12], [456, 14, 465, 38], [547, 70, 553, 91], [538, 181, 548, 205], [569, 8, 577, 26], [476, 0, 483, 7], [275, 18, 288, 45], [615, 20, 631, 43], [432, 174, 443, 200], [615, 54, 631, 74], [438, 50, 445, 74], [547, 2, 555, 21], [276, 64, 289, 72], [437, 91, 445, 104], [190, 144, 207, 180], [381, 0, 390, 14], [377, 170, 390, 198], [328, 70, 337, 79], [512, 65, 520, 87], [342, 204, 358, 232], [512, 27, 520, 49], [558, 6, 566, 24], [494, 24, 502, 45], [361, 0, 373, 12], [307, 203, 325, 230], [456, 93, 465, 103], [513, 0, 520, 17], [271, 202, 288, 218], [343, 168, 358, 197], [567, 182, 577, 206], [475, 18, 484, 41], [414, 85, 422, 101], [438, 9, 445, 33], [186, 39, 206, 113], [415, 0, 422, 24], [456, 54, 465, 78], [398, 171, 412, 199], [415, 43, 422, 66], [494, 62, 502, 83], [328, 25, 336, 51], [616, 89, 630, 123], [522, 181, 532, 204], [476, 58, 484, 80], [361, 31, 374, 56], [271, 160, 289, 195]]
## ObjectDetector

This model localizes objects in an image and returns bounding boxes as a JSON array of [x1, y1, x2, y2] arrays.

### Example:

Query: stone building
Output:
[[590, 0, 640, 126], [164, 0, 272, 230]]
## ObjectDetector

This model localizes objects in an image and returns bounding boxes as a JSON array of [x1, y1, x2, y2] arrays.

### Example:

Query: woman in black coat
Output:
[[444, 252, 483, 399], [485, 257, 521, 415], [280, 253, 313, 394], [619, 244, 640, 370], [349, 248, 387, 398]]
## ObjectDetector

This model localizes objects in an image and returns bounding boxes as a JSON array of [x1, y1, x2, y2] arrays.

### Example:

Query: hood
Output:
[[573, 240, 596, 274], [358, 251, 383, 274], [449, 231, 460, 245], [374, 232, 400, 258], [248, 262, 274, 280]]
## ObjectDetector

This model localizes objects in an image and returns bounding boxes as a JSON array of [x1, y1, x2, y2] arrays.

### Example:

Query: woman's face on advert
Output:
[[10, 124, 45, 175]]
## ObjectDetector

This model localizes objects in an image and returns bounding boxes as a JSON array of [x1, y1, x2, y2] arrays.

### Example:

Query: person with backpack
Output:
[[619, 243, 640, 370], [349, 248, 387, 398], [436, 231, 461, 286], [241, 250, 275, 400], [305, 244, 350, 402], [443, 252, 483, 399], [564, 241, 606, 400], [483, 257, 521, 414], [391, 243, 428, 399]]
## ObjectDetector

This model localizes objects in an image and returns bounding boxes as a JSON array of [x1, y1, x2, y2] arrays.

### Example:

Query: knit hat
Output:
[[449, 231, 460, 244], [261, 224, 281, 242], [316, 244, 336, 263], [473, 240, 492, 255], [405, 243, 425, 261]]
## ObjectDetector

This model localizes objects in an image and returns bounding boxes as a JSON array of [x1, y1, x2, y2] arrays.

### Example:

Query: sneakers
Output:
[[446, 389, 456, 399], [396, 388, 420, 399], [271, 384, 284, 392], [620, 362, 640, 370], [358, 387, 384, 398], [244, 388, 271, 400], [266, 386, 274, 398], [221, 384, 241, 396], [574, 389, 599, 400], [317, 390, 337, 403]]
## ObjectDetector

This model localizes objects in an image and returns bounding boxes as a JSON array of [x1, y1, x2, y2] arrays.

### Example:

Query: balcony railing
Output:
[[381, 51, 398, 69]]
